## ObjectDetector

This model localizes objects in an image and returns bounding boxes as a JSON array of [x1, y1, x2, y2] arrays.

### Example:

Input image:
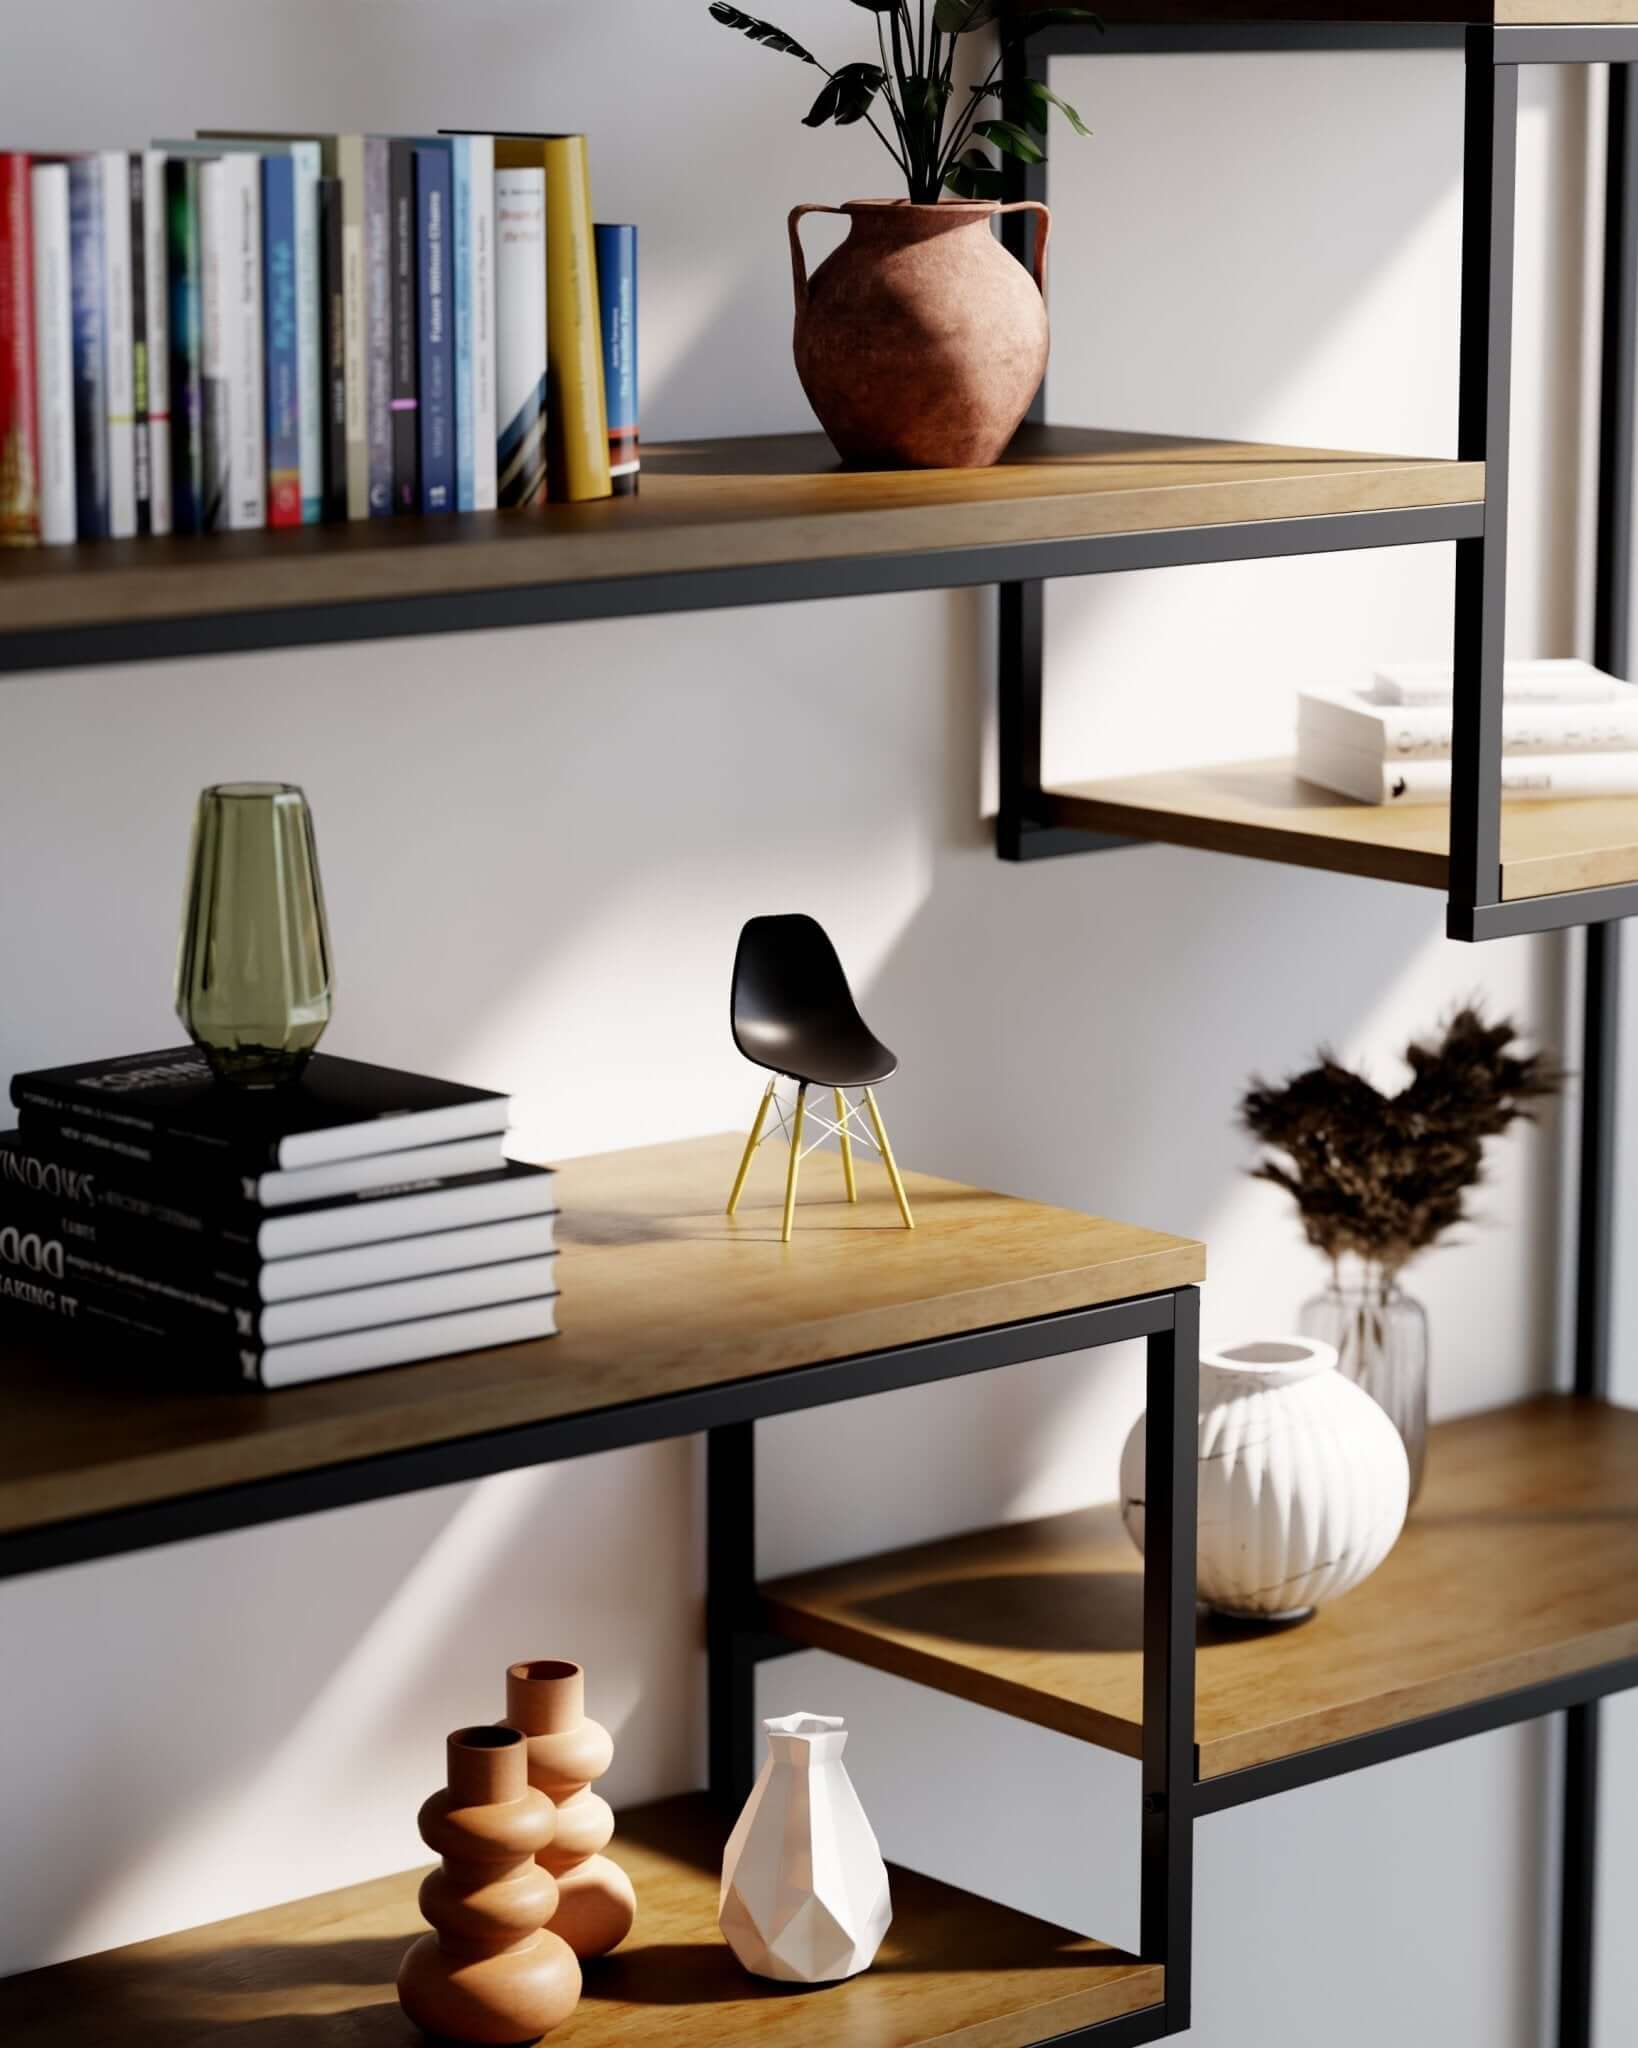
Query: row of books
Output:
[[1297, 659, 1638, 805], [0, 1047, 558, 1390], [0, 131, 639, 547]]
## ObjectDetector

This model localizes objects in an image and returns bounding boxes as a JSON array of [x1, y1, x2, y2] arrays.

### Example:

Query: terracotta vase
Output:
[[397, 1726, 581, 2045], [789, 198, 1050, 470], [503, 1659, 637, 1959]]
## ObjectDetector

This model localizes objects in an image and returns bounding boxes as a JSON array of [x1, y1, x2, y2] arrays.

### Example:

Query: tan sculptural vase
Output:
[[504, 1659, 637, 1959], [397, 1726, 581, 2045], [790, 198, 1051, 470]]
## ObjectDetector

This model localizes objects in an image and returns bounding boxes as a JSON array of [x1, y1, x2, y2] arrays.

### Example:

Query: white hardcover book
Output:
[[256, 1163, 557, 1260], [221, 153, 264, 529], [1299, 681, 1638, 763], [1374, 657, 1621, 707], [467, 135, 497, 510], [99, 150, 136, 536], [1298, 733, 1638, 806], [259, 1210, 558, 1303], [29, 164, 75, 545], [259, 1252, 557, 1344], [141, 151, 172, 534], [260, 1292, 558, 1390], [337, 133, 368, 520], [494, 166, 546, 508], [253, 1133, 509, 1209]]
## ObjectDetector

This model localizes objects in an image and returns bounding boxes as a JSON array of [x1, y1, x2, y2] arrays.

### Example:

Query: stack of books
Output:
[[0, 129, 638, 547], [1297, 658, 1638, 806], [0, 1048, 558, 1389]]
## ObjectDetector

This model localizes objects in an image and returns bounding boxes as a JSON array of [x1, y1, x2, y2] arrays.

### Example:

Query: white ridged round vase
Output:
[[1120, 1336, 1410, 1622]]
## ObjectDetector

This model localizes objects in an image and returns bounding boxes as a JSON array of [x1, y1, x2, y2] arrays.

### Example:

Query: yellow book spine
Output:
[[541, 136, 610, 503]]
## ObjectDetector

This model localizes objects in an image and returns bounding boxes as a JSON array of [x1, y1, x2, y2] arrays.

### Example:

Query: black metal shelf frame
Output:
[[999, 21, 1634, 2048]]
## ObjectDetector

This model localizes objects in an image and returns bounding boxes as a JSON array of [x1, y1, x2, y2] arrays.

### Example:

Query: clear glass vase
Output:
[[1300, 1263, 1429, 1504]]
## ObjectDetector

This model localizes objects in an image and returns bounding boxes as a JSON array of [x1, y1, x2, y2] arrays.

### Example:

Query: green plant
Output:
[[707, 1, 1099, 205], [1239, 1006, 1561, 1282]]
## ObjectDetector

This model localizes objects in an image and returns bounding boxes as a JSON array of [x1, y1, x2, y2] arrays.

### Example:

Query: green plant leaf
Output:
[[805, 61, 888, 127], [974, 118, 1046, 164], [944, 147, 1005, 199], [707, 2, 817, 62], [1003, 76, 1092, 136], [932, 0, 999, 32]]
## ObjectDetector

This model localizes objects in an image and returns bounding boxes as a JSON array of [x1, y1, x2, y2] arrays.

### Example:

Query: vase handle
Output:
[[995, 200, 1051, 297], [789, 204, 848, 312]]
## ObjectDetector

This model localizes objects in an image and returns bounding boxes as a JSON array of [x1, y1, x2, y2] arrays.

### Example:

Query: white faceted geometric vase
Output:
[[718, 1712, 893, 1984], [1121, 1335, 1410, 1622]]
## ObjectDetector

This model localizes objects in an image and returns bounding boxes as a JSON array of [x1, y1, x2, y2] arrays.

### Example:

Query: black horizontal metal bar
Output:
[[1033, 1999, 1177, 2047], [1494, 24, 1638, 62], [1448, 879, 1638, 941], [0, 1290, 1176, 1583], [1003, 821, 1143, 861], [1052, 22, 1465, 54], [0, 502, 1482, 678], [1192, 1653, 1638, 1814]]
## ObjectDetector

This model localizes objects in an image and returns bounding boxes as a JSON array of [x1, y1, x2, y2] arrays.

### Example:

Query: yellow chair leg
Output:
[[863, 1087, 914, 1230], [835, 1088, 858, 1203], [781, 1083, 809, 1244], [726, 1078, 776, 1217]]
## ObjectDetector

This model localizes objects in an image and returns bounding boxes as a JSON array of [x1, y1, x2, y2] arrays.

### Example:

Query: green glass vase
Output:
[[175, 783, 334, 1087]]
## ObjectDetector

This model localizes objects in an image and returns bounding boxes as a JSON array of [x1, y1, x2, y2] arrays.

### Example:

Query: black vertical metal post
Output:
[[1141, 1288, 1200, 2030], [706, 1421, 760, 1811], [1449, 36, 1518, 932]]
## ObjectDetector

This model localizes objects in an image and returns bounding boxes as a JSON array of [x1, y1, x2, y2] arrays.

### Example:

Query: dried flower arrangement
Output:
[[1240, 1007, 1561, 1284]]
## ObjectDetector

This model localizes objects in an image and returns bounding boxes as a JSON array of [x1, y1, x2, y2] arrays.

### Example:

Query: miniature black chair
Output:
[[726, 913, 914, 1242]]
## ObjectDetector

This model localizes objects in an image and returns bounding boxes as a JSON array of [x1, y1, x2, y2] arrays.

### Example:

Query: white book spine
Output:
[[290, 142, 323, 523], [1299, 686, 1638, 762], [224, 154, 264, 529], [1301, 735, 1638, 805], [99, 150, 136, 536], [494, 167, 546, 508], [1374, 658, 1620, 707], [141, 151, 171, 535], [339, 135, 367, 520], [29, 164, 75, 545], [199, 159, 229, 528], [469, 135, 497, 511]]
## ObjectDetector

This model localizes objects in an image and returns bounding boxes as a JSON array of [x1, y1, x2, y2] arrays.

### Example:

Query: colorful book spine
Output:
[[197, 156, 228, 528], [595, 223, 638, 497], [389, 138, 418, 513], [493, 166, 546, 508], [449, 134, 494, 512], [318, 172, 346, 521], [414, 142, 454, 514], [127, 155, 152, 535], [0, 152, 38, 544], [67, 156, 109, 540], [226, 154, 265, 529], [337, 133, 368, 519], [164, 156, 206, 534], [29, 163, 74, 545], [363, 135, 391, 515], [279, 144, 323, 524], [261, 153, 301, 528], [141, 152, 172, 535], [542, 136, 610, 502], [99, 151, 136, 536]]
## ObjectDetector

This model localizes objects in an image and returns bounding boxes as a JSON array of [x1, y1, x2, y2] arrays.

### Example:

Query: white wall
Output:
[[0, 5, 1618, 2041]]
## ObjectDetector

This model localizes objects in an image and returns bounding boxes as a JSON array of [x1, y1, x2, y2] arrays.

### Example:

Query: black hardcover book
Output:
[[166, 154, 207, 535], [13, 1046, 510, 1173], [389, 137, 420, 514], [319, 173, 347, 521], [0, 1269, 559, 1390], [128, 153, 152, 535], [0, 1129, 556, 1260]]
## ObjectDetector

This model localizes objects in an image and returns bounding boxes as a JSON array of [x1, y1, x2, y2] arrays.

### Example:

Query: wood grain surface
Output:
[[0, 1795, 1160, 2048], [0, 1134, 1203, 1538], [1047, 762, 1638, 902], [0, 428, 1480, 634], [763, 1397, 1638, 1777]]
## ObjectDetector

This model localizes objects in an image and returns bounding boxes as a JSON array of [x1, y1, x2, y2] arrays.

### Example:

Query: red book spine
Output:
[[0, 153, 40, 546]]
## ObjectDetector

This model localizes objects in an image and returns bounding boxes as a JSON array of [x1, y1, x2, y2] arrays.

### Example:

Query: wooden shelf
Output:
[[1047, 760, 1638, 903], [763, 1397, 1638, 1780], [0, 1133, 1203, 1547], [0, 1792, 1160, 2048], [0, 428, 1478, 673]]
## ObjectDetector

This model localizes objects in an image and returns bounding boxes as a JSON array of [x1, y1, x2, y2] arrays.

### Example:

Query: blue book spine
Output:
[[261, 155, 301, 528], [452, 135, 475, 512], [67, 157, 109, 539], [414, 144, 454, 515], [595, 224, 639, 498]]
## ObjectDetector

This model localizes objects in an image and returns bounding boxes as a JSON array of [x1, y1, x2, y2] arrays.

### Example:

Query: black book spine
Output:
[[128, 153, 152, 535], [389, 138, 419, 514], [12, 1113, 269, 1203], [166, 155, 207, 536], [319, 174, 347, 522], [12, 1080, 281, 1170], [0, 1177, 257, 1300], [0, 1270, 263, 1384]]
